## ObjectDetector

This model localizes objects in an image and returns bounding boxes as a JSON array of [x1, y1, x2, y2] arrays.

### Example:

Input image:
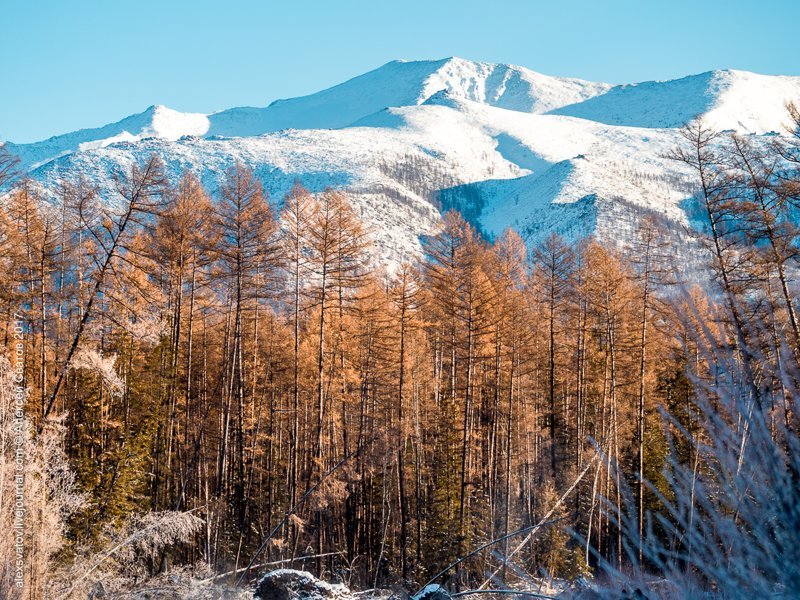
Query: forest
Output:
[[1, 107, 800, 599]]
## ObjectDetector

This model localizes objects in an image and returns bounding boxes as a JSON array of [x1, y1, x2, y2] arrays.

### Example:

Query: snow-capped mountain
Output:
[[550, 69, 800, 133], [5, 57, 800, 266], [205, 57, 613, 137], [7, 105, 211, 170], [8, 57, 613, 170]]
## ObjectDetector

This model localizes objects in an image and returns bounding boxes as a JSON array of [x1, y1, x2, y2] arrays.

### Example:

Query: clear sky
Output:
[[2, 0, 799, 143]]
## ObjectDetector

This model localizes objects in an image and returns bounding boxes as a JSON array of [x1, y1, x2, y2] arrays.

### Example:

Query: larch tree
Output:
[[42, 154, 167, 427], [280, 182, 317, 512], [147, 170, 216, 510], [214, 162, 279, 536], [669, 123, 763, 408], [532, 233, 575, 481]]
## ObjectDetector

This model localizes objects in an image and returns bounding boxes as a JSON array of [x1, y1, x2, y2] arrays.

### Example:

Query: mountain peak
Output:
[[550, 67, 800, 132], [10, 59, 800, 173], [141, 105, 209, 140], [202, 57, 612, 139]]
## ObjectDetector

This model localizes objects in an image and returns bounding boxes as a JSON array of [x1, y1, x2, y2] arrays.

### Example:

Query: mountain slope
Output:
[[6, 105, 209, 169], [24, 96, 696, 265], [206, 57, 612, 137], [8, 58, 799, 269], [8, 57, 611, 170], [550, 69, 800, 133]]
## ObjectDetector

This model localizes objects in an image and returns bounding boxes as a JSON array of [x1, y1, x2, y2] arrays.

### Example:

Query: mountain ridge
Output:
[[550, 68, 800, 132], [4, 57, 799, 268], [7, 58, 798, 170], [6, 56, 617, 169]]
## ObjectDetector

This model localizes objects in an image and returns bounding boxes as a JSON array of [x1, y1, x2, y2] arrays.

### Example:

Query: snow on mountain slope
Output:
[[9, 57, 611, 170], [550, 69, 800, 133], [25, 95, 698, 265], [357, 93, 692, 229], [25, 113, 520, 265], [6, 105, 210, 169], [9, 58, 799, 268], [206, 57, 612, 137]]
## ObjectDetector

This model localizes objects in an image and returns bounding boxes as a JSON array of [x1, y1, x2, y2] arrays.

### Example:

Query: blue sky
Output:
[[2, 0, 798, 143]]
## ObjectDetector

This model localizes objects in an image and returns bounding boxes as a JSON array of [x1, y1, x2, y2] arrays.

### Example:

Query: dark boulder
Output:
[[255, 569, 352, 600], [411, 585, 451, 600]]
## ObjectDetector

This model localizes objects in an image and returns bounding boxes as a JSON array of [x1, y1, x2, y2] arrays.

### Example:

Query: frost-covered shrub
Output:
[[70, 347, 126, 397], [0, 352, 202, 599], [57, 510, 205, 598], [0, 356, 85, 599], [590, 302, 800, 598], [113, 511, 205, 578]]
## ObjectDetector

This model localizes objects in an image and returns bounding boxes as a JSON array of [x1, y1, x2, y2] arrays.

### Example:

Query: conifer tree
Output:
[[532, 233, 575, 480], [214, 162, 279, 533]]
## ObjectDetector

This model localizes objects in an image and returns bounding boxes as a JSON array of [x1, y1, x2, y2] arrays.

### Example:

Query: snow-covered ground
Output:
[[5, 57, 799, 266]]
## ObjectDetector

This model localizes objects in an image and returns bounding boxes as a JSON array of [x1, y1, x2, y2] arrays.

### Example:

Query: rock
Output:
[[411, 584, 451, 600], [255, 569, 353, 600], [87, 581, 107, 599]]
